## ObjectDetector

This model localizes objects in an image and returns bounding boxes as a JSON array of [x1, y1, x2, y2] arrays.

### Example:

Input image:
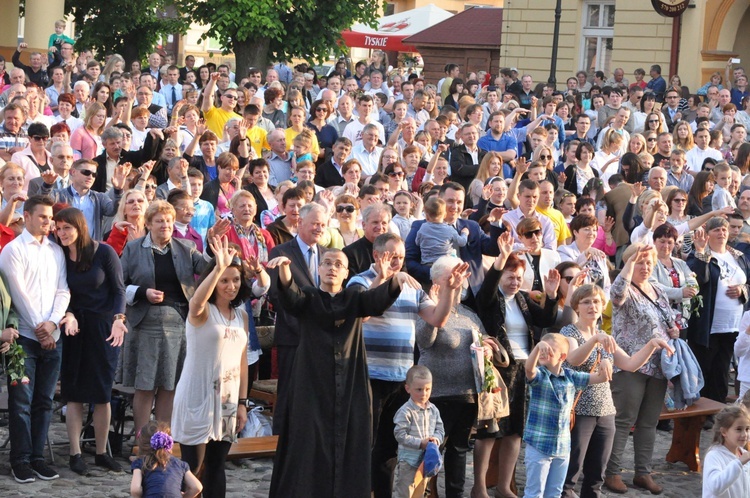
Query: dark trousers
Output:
[[563, 414, 615, 498], [8, 336, 62, 467], [180, 440, 232, 498], [432, 399, 477, 498], [370, 379, 409, 498], [272, 344, 297, 435], [690, 332, 738, 403]]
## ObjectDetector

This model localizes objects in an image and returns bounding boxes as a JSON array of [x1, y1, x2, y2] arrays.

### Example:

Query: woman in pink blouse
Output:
[[70, 102, 107, 160]]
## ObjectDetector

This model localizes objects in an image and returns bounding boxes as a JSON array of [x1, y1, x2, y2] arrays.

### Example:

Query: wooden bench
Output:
[[659, 396, 726, 472], [137, 435, 278, 461], [250, 379, 278, 413]]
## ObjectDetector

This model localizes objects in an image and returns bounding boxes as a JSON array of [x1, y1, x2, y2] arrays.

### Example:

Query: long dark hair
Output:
[[54, 207, 96, 272], [196, 243, 252, 308]]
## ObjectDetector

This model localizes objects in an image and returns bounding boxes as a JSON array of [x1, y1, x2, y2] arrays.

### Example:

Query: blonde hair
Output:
[[114, 189, 147, 224], [144, 199, 175, 224], [674, 121, 695, 151], [476, 152, 504, 182], [84, 102, 107, 134], [540, 332, 570, 355]]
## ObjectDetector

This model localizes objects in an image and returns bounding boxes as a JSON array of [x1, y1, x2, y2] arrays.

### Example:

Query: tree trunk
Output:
[[232, 36, 271, 81], [121, 43, 141, 68]]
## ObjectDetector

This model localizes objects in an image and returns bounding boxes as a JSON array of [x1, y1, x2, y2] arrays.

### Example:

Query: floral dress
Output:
[[171, 304, 247, 444]]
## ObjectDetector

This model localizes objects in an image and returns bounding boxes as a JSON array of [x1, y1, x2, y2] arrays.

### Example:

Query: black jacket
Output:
[[315, 158, 345, 188]]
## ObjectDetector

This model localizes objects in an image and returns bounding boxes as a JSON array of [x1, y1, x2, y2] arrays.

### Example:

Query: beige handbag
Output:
[[256, 326, 275, 350], [476, 337, 510, 427]]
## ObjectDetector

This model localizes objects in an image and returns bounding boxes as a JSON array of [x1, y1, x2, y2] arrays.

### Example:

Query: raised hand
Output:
[[111, 162, 132, 190], [460, 208, 477, 219], [209, 235, 236, 271], [374, 250, 392, 279], [603, 216, 615, 233], [515, 157, 529, 176], [139, 160, 155, 179], [544, 269, 561, 298], [692, 227, 707, 252], [629, 182, 646, 199], [41, 169, 58, 186], [393, 271, 422, 290], [488, 206, 506, 223], [482, 183, 493, 201], [207, 217, 232, 240], [266, 256, 292, 269], [444, 261, 471, 290]]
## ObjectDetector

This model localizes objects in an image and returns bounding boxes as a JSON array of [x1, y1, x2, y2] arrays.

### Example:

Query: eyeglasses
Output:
[[55, 155, 74, 160], [144, 184, 157, 190], [539, 155, 551, 160], [31, 135, 48, 142], [320, 260, 347, 270], [521, 229, 542, 239], [388, 171, 405, 177], [336, 205, 356, 213], [673, 198, 687, 203], [77, 169, 97, 177]]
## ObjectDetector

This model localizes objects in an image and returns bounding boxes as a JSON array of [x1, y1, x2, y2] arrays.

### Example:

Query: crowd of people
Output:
[[5, 17, 750, 497]]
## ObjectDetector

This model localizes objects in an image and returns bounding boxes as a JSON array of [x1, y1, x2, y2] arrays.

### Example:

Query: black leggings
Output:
[[180, 440, 232, 498]]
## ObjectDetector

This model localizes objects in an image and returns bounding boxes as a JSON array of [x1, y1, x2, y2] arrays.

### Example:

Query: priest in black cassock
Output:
[[267, 248, 420, 498]]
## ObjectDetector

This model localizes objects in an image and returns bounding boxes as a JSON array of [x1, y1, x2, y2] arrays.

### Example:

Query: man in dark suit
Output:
[[315, 137, 352, 188], [449, 123, 487, 196], [267, 202, 328, 434], [92, 127, 163, 193], [661, 87, 683, 133], [342, 203, 391, 279], [178, 55, 197, 84], [405, 182, 504, 310]]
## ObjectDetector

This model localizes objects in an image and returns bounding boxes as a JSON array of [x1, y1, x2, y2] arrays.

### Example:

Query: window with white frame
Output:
[[580, 1, 615, 75]]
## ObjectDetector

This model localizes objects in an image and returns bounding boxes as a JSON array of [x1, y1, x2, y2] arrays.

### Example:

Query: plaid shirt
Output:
[[523, 366, 590, 457]]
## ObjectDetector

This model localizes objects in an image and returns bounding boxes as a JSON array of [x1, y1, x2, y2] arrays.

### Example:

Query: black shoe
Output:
[[704, 415, 715, 431], [656, 419, 673, 432], [11, 463, 36, 483], [30, 460, 59, 480], [69, 454, 89, 476], [95, 453, 123, 473]]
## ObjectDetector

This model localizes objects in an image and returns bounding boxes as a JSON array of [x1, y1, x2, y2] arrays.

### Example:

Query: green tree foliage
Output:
[[64, 0, 186, 65], [183, 0, 381, 78]]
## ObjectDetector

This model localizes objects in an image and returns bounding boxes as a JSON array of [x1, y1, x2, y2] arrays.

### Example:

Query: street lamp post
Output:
[[549, 0, 563, 87]]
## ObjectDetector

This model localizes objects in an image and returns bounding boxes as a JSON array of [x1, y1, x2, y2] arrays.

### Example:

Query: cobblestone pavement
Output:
[[0, 411, 710, 497]]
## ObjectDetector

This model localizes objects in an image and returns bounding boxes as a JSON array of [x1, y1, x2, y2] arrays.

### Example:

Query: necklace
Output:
[[217, 305, 235, 337]]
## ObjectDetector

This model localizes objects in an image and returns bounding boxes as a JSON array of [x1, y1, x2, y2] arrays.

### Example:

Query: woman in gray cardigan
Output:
[[649, 223, 698, 334]]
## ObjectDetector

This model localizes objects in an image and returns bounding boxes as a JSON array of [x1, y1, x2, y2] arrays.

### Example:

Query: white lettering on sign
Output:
[[365, 36, 388, 48]]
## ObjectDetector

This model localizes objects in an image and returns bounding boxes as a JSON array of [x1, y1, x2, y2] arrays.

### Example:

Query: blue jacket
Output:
[[661, 338, 704, 408], [40, 184, 121, 241]]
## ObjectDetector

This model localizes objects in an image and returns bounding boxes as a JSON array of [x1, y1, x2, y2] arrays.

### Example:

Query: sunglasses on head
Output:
[[336, 205, 356, 213], [77, 169, 97, 178]]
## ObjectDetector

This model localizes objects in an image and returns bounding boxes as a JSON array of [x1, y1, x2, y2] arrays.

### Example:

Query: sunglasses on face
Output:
[[539, 155, 552, 160], [144, 184, 156, 190], [562, 275, 576, 283], [647, 138, 657, 142], [521, 229, 542, 238], [336, 205, 356, 213], [388, 171, 404, 177], [31, 135, 48, 142], [648, 120, 659, 123], [77, 169, 97, 177]]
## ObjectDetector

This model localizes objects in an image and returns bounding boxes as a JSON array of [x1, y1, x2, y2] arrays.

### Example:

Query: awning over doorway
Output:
[[341, 4, 453, 52]]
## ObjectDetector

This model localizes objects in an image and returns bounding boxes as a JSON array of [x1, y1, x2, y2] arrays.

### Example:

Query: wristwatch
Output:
[[238, 398, 254, 407]]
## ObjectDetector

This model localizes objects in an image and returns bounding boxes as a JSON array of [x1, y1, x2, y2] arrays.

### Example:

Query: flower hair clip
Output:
[[150, 431, 174, 452]]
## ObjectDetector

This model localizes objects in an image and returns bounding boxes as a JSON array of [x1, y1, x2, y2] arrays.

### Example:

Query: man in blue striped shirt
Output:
[[347, 232, 460, 498]]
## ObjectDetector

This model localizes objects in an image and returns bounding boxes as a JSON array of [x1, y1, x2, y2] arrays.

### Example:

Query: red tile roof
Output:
[[403, 7, 503, 47]]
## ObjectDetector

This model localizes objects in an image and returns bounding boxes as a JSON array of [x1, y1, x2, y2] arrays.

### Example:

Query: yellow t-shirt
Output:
[[204, 106, 241, 138], [246, 127, 270, 157], [537, 206, 572, 247], [284, 127, 320, 157]]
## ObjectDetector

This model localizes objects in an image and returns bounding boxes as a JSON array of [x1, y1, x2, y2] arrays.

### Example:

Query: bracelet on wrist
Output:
[[113, 313, 126, 323]]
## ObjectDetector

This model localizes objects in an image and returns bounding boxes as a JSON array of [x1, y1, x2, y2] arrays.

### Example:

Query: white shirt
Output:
[[342, 120, 386, 147], [685, 146, 723, 173], [503, 293, 529, 359], [0, 229, 70, 341], [350, 142, 383, 176]]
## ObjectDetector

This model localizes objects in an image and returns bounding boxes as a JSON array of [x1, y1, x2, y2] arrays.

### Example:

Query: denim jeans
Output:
[[7, 335, 62, 466], [523, 443, 570, 498]]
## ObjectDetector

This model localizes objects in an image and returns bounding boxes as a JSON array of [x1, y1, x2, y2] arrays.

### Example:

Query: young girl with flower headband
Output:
[[130, 421, 202, 498]]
